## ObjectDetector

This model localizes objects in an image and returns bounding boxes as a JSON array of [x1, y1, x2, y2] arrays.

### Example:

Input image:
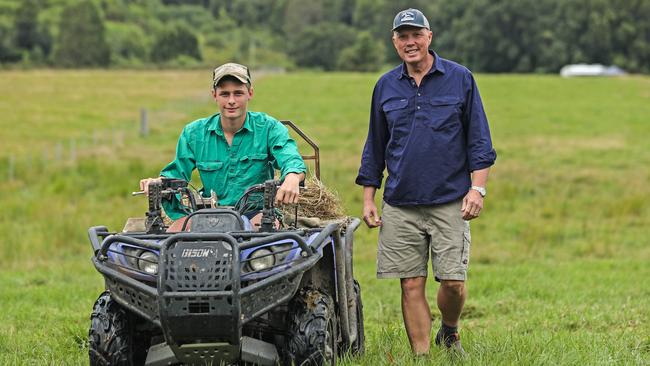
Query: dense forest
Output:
[[1, 0, 649, 73]]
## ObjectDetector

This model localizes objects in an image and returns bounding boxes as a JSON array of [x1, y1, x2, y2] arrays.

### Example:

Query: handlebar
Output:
[[132, 189, 181, 196]]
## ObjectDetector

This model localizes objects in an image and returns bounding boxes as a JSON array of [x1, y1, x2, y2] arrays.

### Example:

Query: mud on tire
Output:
[[88, 291, 150, 366], [286, 288, 337, 366]]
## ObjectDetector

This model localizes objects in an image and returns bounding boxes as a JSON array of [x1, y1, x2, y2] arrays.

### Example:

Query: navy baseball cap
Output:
[[392, 8, 430, 31]]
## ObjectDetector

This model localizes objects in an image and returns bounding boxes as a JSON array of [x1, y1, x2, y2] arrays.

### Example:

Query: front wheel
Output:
[[88, 291, 150, 366], [286, 289, 338, 365]]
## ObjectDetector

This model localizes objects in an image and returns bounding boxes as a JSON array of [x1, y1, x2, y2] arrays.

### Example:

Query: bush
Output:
[[150, 23, 201, 63], [0, 19, 21, 63], [53, 1, 110, 67], [288, 22, 355, 71], [106, 22, 149, 64], [337, 31, 385, 72]]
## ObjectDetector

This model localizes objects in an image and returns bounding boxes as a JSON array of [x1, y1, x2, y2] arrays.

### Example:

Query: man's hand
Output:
[[461, 189, 483, 220], [139, 177, 162, 196], [362, 200, 382, 228], [362, 186, 382, 228], [275, 173, 304, 205]]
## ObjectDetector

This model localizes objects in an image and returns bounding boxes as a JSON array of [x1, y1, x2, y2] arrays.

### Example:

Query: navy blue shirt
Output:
[[356, 51, 496, 206]]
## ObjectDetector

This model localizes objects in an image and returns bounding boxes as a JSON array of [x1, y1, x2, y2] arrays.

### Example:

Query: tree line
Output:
[[1, 0, 648, 73]]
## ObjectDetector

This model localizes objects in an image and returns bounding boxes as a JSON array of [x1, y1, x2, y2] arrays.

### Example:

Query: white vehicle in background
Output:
[[560, 64, 626, 77]]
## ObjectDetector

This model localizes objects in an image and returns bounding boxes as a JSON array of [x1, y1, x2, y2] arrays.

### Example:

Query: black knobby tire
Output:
[[88, 291, 149, 366], [349, 280, 365, 356], [286, 289, 338, 366]]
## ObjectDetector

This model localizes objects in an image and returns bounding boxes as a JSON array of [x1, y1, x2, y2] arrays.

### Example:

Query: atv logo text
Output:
[[181, 248, 216, 258]]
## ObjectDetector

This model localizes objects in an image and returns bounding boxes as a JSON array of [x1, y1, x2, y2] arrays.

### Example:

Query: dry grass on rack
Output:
[[281, 176, 346, 220]]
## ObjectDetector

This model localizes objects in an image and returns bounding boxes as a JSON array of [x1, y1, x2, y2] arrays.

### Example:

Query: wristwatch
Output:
[[471, 186, 486, 197]]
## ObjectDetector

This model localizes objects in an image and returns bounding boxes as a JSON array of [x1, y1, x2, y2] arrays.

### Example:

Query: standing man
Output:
[[356, 9, 496, 356], [140, 62, 305, 226]]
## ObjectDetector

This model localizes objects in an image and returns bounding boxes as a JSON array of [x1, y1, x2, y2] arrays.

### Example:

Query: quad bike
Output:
[[87, 121, 364, 365]]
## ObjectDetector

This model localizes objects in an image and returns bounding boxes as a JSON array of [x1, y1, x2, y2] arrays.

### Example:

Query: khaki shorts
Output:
[[377, 200, 471, 281]]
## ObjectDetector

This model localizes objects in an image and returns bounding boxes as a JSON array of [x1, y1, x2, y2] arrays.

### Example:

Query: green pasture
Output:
[[0, 70, 648, 365]]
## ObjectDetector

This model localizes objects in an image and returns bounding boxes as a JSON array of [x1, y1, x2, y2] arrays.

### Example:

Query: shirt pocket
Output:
[[424, 96, 462, 131], [239, 153, 271, 182], [196, 161, 224, 192], [382, 98, 409, 126]]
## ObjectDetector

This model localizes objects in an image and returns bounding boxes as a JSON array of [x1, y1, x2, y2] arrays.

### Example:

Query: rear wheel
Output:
[[88, 291, 150, 366], [286, 289, 337, 365]]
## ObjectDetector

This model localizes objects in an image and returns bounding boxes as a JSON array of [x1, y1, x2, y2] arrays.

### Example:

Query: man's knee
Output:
[[401, 277, 426, 297], [440, 280, 465, 297]]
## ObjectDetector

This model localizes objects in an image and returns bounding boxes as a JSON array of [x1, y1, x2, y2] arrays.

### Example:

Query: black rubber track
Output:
[[88, 291, 148, 366], [286, 289, 337, 366]]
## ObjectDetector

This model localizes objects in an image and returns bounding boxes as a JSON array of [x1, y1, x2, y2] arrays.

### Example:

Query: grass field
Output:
[[0, 70, 649, 365]]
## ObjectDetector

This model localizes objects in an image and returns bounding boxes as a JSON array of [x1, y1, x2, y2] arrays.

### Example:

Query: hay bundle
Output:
[[282, 176, 346, 220]]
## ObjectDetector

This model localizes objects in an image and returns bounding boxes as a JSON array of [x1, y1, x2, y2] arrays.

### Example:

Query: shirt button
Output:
[[417, 106, 421, 110], [418, 93, 421, 96]]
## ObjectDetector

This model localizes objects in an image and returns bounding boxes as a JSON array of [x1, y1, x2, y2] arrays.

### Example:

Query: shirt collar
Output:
[[208, 112, 253, 135], [398, 50, 446, 79]]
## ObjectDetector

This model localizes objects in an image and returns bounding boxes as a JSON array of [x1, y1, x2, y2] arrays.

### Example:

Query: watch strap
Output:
[[471, 185, 486, 197]]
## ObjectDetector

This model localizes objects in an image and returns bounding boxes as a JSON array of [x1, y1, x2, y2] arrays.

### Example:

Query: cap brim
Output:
[[392, 23, 429, 31], [214, 74, 250, 86]]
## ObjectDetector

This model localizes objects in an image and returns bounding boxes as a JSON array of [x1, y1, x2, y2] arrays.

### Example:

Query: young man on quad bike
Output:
[[140, 62, 306, 227], [89, 62, 365, 366]]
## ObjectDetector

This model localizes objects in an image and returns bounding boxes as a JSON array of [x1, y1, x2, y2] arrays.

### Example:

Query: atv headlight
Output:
[[138, 251, 159, 275], [249, 248, 275, 271]]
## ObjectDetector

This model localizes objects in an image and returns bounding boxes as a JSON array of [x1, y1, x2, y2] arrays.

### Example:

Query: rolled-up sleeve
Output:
[[463, 73, 496, 171], [268, 122, 306, 179], [356, 83, 389, 188]]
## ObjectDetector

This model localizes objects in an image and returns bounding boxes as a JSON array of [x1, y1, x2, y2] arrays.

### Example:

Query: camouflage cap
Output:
[[212, 62, 251, 87]]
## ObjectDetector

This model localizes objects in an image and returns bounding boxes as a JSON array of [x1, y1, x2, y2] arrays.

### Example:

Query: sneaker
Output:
[[435, 328, 468, 358]]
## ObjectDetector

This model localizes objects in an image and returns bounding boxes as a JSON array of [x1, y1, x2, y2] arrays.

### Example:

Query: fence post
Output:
[[8, 155, 15, 181], [140, 108, 149, 137]]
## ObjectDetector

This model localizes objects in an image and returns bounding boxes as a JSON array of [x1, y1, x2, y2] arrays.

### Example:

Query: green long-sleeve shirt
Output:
[[160, 111, 306, 220]]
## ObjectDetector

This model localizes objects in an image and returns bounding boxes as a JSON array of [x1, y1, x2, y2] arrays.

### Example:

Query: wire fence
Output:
[[2, 108, 156, 183]]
